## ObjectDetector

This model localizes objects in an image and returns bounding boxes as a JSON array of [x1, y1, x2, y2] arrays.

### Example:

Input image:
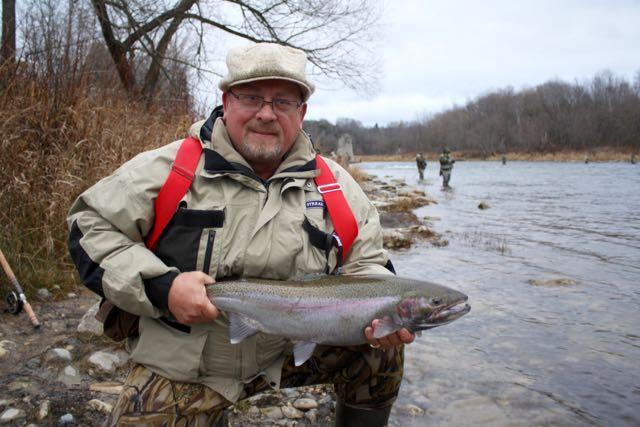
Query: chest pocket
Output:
[[154, 206, 225, 274]]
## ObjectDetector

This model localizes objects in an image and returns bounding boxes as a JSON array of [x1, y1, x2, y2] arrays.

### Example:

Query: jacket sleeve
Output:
[[326, 161, 392, 276], [66, 149, 180, 317]]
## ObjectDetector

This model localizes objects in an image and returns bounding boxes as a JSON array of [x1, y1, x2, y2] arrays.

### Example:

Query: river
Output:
[[358, 160, 640, 426]]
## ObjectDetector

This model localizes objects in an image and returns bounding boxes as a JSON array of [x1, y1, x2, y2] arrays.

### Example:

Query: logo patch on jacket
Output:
[[306, 200, 325, 209]]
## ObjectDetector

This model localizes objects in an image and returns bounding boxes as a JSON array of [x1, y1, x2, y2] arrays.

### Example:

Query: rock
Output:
[[528, 278, 576, 287], [281, 404, 304, 419], [383, 229, 412, 249], [260, 406, 283, 420], [89, 382, 124, 395], [67, 292, 78, 298], [59, 413, 75, 424], [47, 348, 72, 362], [0, 408, 26, 424], [37, 288, 53, 300], [25, 357, 41, 369], [304, 408, 318, 424], [36, 400, 50, 420], [246, 406, 260, 417], [77, 301, 103, 336], [88, 350, 128, 373], [293, 398, 318, 410], [280, 388, 300, 399], [397, 403, 425, 416], [0, 340, 17, 350], [87, 399, 113, 415], [477, 201, 490, 209], [58, 365, 82, 386], [0, 348, 7, 359]]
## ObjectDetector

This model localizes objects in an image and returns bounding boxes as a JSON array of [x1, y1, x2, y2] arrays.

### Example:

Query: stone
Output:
[[477, 201, 490, 209], [25, 357, 41, 369], [77, 301, 103, 336], [528, 278, 576, 287], [260, 406, 284, 420], [281, 405, 304, 419], [58, 365, 81, 386], [0, 348, 8, 359], [36, 400, 50, 420], [0, 408, 26, 424], [87, 399, 113, 415], [88, 350, 127, 372], [47, 348, 72, 362], [397, 403, 425, 416], [59, 413, 75, 424], [67, 293, 78, 298], [293, 398, 318, 410], [89, 382, 124, 395], [304, 408, 318, 424], [37, 288, 52, 300]]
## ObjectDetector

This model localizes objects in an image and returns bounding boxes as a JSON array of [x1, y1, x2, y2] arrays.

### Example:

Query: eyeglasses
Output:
[[228, 91, 303, 114]]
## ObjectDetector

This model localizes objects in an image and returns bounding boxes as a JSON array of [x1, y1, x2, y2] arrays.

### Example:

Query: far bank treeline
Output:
[[304, 71, 640, 157]]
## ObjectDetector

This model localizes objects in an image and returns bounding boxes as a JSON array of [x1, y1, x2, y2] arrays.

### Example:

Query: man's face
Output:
[[222, 79, 307, 168]]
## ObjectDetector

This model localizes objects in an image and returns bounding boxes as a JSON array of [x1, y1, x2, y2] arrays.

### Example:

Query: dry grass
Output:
[[0, 69, 194, 294], [346, 165, 372, 184]]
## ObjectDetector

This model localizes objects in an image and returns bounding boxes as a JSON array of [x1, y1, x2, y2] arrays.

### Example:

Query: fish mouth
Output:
[[414, 297, 470, 331]]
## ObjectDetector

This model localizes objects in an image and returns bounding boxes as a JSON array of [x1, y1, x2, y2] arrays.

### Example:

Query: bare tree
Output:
[[1, 0, 16, 66], [90, 0, 381, 101]]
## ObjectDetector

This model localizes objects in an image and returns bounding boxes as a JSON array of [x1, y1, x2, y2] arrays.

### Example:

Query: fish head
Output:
[[396, 286, 470, 332]]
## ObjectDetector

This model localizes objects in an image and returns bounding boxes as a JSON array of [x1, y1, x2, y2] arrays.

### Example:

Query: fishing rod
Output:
[[0, 247, 41, 328]]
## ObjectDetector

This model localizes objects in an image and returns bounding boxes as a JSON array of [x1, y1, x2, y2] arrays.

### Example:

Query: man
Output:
[[67, 43, 413, 426], [415, 152, 426, 180], [439, 148, 455, 187]]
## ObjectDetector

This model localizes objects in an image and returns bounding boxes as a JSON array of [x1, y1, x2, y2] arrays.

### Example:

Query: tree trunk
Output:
[[1, 0, 16, 66]]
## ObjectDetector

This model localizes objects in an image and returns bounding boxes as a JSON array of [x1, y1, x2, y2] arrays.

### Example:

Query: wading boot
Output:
[[334, 401, 393, 427]]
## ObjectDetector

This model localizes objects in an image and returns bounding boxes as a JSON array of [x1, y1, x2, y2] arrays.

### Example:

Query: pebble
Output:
[[25, 357, 41, 369], [48, 348, 72, 362], [37, 288, 52, 300], [77, 301, 103, 336], [0, 408, 26, 424], [88, 350, 126, 372], [304, 408, 318, 424], [260, 406, 284, 420], [293, 397, 318, 410], [36, 400, 50, 420], [281, 404, 304, 419], [397, 403, 425, 416], [0, 348, 8, 359], [59, 413, 75, 424]]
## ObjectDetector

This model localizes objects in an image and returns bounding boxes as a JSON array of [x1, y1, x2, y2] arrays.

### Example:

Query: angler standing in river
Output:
[[439, 148, 456, 187], [416, 152, 427, 180], [67, 43, 414, 426]]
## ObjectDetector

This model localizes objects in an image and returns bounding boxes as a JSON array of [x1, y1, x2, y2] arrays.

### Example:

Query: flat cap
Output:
[[218, 43, 315, 101]]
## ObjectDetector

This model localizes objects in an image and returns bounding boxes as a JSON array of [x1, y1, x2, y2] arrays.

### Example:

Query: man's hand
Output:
[[168, 271, 219, 324], [364, 318, 415, 350]]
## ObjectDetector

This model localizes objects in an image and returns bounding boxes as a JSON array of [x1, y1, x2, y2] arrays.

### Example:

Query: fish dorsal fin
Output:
[[229, 313, 260, 344], [373, 317, 402, 339], [293, 341, 317, 366]]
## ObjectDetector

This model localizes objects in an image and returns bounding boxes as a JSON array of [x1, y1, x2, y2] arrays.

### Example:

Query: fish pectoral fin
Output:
[[293, 341, 317, 367], [372, 318, 402, 339], [229, 313, 260, 344]]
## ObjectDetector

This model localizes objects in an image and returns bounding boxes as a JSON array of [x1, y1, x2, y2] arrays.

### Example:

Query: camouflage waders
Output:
[[107, 344, 404, 426]]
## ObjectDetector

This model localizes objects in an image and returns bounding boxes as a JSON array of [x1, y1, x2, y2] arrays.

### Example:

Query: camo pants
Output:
[[107, 344, 404, 426]]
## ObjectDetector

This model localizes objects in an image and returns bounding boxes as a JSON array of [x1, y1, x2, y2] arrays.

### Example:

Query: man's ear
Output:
[[298, 103, 308, 128], [221, 92, 230, 116]]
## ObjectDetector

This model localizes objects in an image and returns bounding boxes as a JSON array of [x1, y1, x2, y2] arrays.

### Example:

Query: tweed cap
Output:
[[218, 43, 315, 101]]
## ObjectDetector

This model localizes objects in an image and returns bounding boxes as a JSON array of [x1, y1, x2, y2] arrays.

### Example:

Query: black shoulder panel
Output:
[[68, 220, 105, 297]]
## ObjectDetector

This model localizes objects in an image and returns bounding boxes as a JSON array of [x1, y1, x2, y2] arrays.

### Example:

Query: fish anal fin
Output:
[[373, 317, 402, 339], [229, 313, 260, 344], [293, 341, 317, 366]]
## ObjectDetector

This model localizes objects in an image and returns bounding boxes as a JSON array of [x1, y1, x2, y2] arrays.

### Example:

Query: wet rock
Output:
[[304, 408, 318, 424], [67, 293, 78, 299], [0, 348, 7, 359], [398, 403, 425, 416], [281, 404, 304, 419], [59, 413, 75, 424], [88, 350, 128, 373], [477, 201, 490, 209], [383, 229, 412, 249], [58, 365, 82, 386], [46, 348, 72, 362], [280, 388, 300, 399], [89, 382, 124, 395], [37, 288, 53, 301], [26, 357, 41, 369], [528, 278, 577, 286], [87, 399, 113, 415], [0, 407, 26, 424], [36, 400, 50, 420], [77, 301, 103, 336], [260, 406, 283, 420], [246, 406, 260, 417], [293, 397, 318, 410]]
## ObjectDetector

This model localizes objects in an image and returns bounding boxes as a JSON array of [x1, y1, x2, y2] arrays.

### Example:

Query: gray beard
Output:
[[237, 140, 285, 164]]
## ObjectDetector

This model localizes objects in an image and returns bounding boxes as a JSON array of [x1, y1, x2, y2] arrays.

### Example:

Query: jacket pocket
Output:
[[154, 207, 224, 272]]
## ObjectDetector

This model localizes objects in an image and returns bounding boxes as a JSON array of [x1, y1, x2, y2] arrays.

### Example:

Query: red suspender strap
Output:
[[145, 136, 203, 251], [314, 155, 358, 261]]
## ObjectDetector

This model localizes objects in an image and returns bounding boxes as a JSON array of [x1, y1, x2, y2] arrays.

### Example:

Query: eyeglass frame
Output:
[[227, 90, 304, 114]]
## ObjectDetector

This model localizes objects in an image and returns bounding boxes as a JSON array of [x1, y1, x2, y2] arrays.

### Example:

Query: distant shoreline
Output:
[[357, 148, 637, 163]]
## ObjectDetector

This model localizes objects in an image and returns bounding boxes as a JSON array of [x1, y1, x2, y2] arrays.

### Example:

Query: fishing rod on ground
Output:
[[0, 247, 41, 329]]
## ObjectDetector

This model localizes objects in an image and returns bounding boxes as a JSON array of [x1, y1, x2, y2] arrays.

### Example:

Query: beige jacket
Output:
[[67, 113, 391, 402]]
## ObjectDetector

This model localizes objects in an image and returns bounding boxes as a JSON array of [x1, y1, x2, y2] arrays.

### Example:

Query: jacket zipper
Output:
[[202, 230, 215, 275]]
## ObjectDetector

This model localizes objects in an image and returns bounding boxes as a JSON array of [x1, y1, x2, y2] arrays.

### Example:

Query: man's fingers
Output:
[[202, 301, 219, 320]]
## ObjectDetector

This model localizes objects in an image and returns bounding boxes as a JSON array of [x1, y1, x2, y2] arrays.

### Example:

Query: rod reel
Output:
[[5, 290, 24, 315]]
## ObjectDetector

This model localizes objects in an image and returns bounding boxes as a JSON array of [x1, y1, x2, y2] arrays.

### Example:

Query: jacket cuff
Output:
[[144, 271, 179, 310]]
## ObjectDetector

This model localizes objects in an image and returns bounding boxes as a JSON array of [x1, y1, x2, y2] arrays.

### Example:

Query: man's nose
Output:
[[255, 101, 278, 120]]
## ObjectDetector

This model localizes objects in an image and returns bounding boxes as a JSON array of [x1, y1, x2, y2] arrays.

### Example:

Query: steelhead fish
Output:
[[206, 274, 470, 366]]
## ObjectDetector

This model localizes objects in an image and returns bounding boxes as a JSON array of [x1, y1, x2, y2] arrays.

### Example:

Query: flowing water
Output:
[[359, 160, 640, 427]]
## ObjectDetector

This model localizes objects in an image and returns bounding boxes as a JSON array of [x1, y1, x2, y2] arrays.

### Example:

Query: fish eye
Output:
[[431, 297, 442, 305]]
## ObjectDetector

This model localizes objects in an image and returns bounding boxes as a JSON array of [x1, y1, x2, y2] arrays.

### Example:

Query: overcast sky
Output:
[[206, 0, 640, 127]]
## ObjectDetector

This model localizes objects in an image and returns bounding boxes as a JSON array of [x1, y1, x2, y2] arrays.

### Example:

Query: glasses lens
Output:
[[273, 99, 297, 113], [238, 94, 262, 109]]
